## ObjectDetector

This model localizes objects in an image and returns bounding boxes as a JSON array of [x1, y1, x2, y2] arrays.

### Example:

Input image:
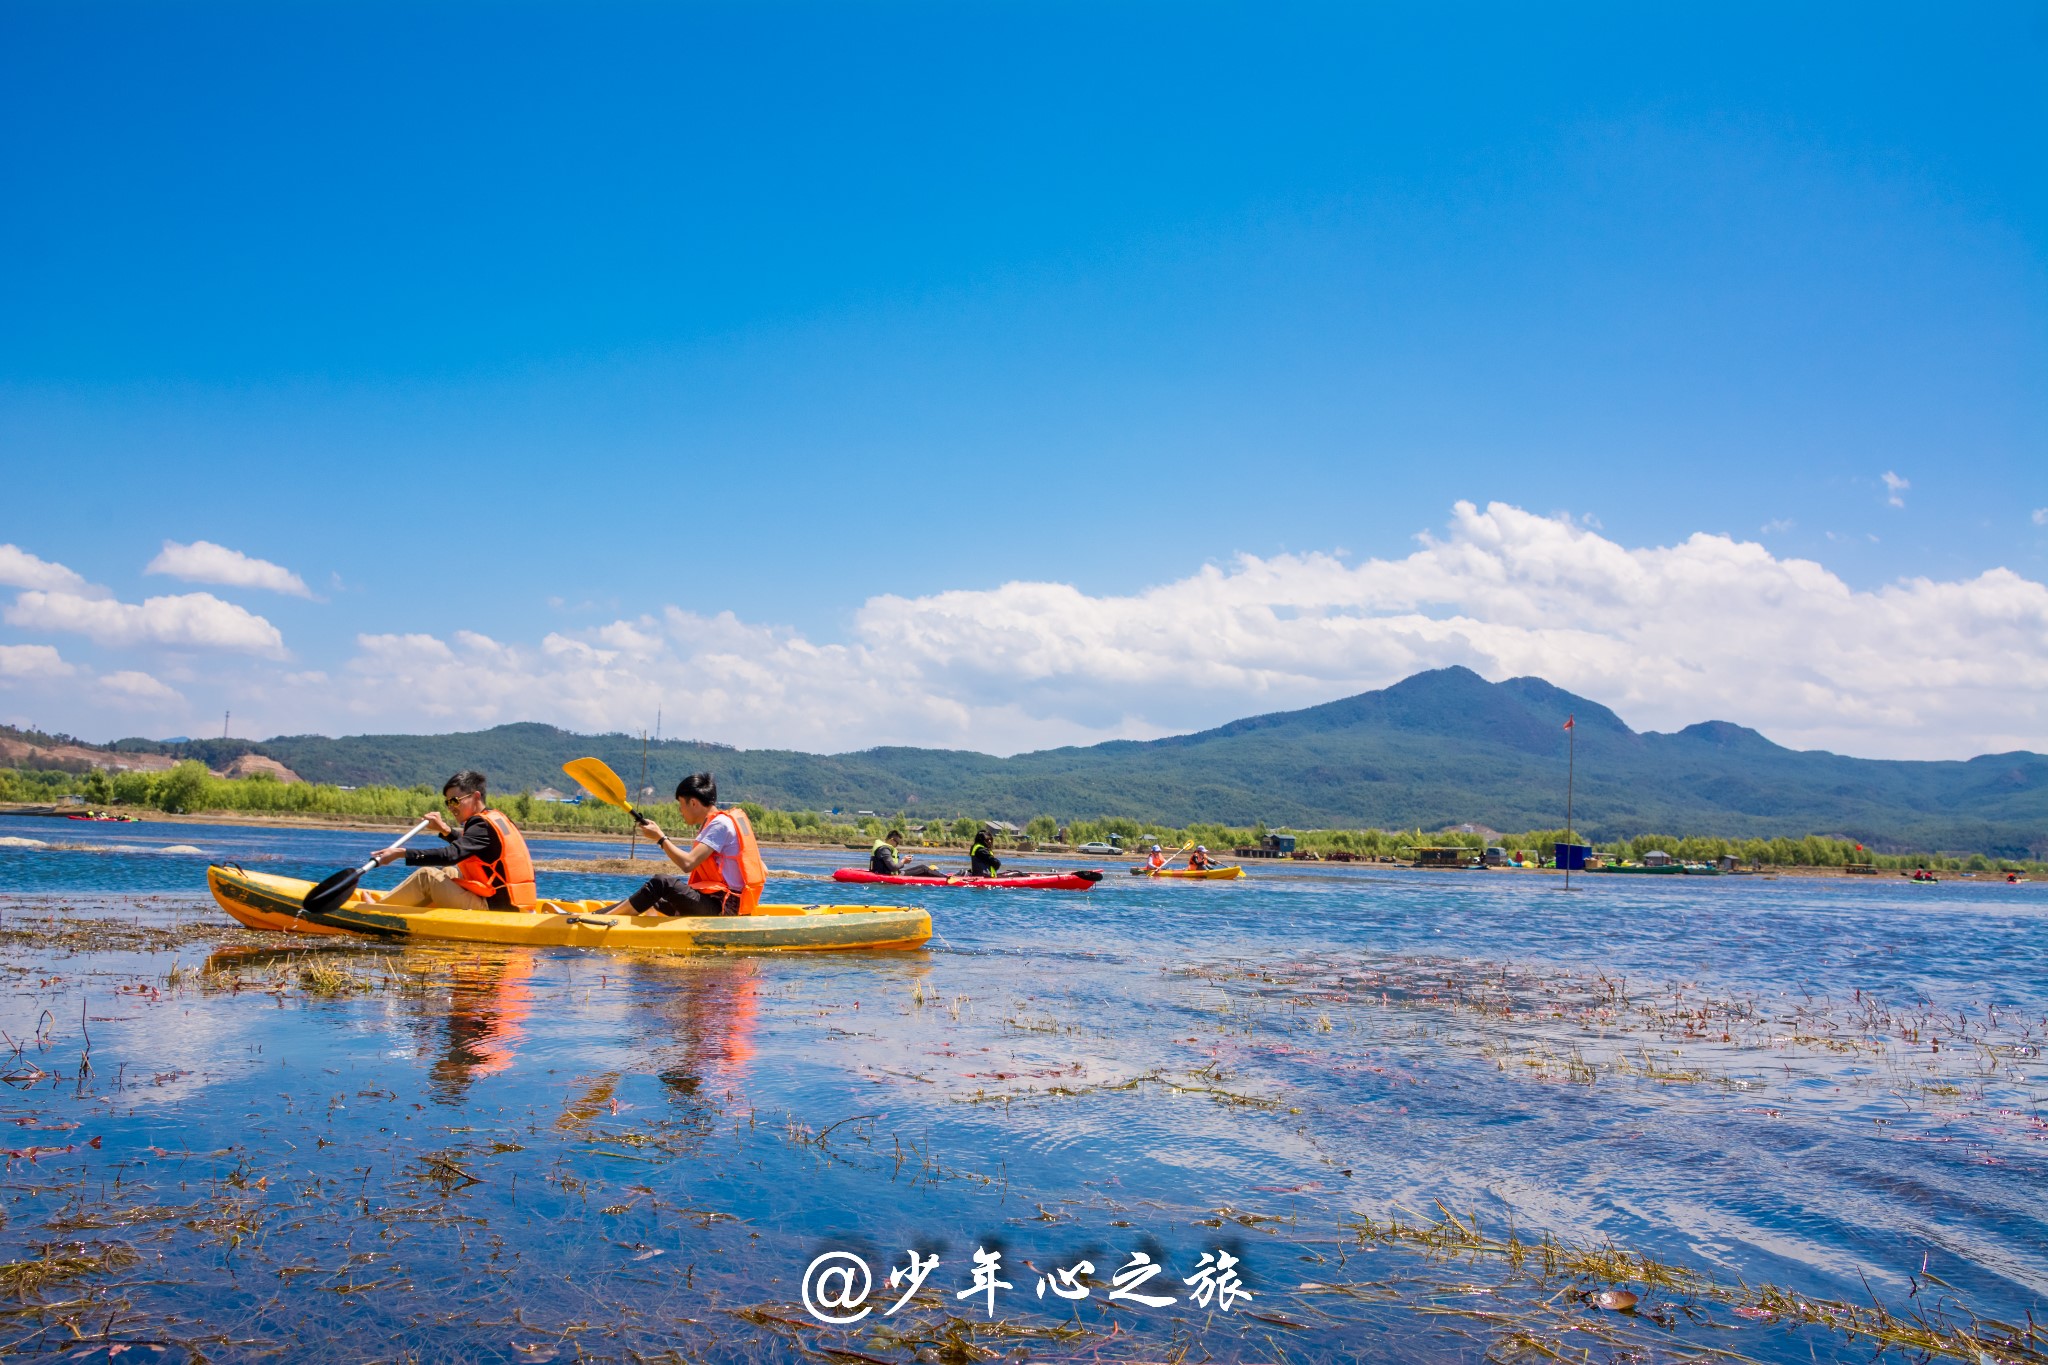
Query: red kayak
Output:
[[833, 868, 1103, 891]]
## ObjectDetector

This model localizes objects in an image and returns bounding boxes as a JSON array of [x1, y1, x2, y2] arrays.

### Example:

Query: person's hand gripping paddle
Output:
[[302, 818, 432, 917], [562, 757, 653, 829]]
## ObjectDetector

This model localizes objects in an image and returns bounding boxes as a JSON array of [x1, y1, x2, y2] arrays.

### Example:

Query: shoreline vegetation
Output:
[[4, 762, 2039, 876]]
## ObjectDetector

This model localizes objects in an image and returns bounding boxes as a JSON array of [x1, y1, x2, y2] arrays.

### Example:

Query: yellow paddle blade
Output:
[[562, 757, 631, 809]]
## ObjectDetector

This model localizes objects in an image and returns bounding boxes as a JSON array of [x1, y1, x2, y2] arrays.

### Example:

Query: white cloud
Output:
[[4, 590, 286, 657], [0, 644, 76, 681], [0, 545, 100, 596], [593, 619, 664, 655], [0, 646, 181, 714], [356, 632, 456, 664], [1882, 470, 1909, 507], [145, 540, 311, 597], [1760, 518, 1795, 534], [98, 670, 184, 707], [322, 502, 2048, 761], [2033, 508, 2047, 527]]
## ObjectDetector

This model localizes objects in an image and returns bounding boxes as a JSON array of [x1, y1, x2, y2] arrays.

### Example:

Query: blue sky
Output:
[[3, 2, 2045, 758]]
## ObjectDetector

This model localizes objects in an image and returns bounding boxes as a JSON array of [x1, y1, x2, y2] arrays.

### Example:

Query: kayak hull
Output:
[[833, 868, 1100, 891], [207, 865, 931, 952], [1130, 865, 1245, 880]]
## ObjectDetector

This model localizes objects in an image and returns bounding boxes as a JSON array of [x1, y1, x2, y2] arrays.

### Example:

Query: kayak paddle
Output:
[[302, 818, 432, 918], [562, 757, 653, 828]]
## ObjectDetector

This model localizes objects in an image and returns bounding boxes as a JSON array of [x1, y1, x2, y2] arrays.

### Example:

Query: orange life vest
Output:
[[454, 809, 537, 908], [686, 807, 767, 915], [1147, 851, 1166, 869]]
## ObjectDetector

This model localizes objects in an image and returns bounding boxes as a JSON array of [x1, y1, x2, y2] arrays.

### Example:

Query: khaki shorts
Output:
[[374, 865, 493, 911]]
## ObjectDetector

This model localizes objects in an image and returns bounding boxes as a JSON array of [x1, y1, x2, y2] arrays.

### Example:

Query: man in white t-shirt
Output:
[[597, 772, 746, 916]]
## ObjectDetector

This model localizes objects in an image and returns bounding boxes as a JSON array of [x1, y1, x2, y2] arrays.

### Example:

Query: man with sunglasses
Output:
[[366, 770, 537, 911]]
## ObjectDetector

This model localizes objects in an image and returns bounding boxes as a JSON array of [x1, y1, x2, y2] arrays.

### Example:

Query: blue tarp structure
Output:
[[1555, 843, 1591, 870]]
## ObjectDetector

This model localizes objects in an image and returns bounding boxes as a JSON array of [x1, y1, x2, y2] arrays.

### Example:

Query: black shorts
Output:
[[625, 875, 739, 917]]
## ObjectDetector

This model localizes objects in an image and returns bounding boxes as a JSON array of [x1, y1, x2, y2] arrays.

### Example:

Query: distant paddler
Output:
[[1187, 845, 1216, 871], [594, 772, 767, 917], [869, 828, 945, 879], [968, 824, 1003, 879], [365, 770, 536, 911]]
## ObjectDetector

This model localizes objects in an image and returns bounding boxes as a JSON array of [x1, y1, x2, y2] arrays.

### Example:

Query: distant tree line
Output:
[[2, 764, 2038, 872]]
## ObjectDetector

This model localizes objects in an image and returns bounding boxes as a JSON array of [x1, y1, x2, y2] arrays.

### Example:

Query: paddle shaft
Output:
[[369, 819, 434, 871], [300, 818, 435, 919]]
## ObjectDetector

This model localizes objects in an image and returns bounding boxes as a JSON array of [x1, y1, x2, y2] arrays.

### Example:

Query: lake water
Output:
[[0, 812, 2042, 1364]]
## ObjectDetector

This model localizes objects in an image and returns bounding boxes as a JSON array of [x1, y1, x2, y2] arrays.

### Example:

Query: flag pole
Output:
[[1564, 713, 1575, 892]]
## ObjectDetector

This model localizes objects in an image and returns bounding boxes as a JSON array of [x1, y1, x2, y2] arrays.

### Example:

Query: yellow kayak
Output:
[[1130, 864, 1246, 880], [207, 865, 931, 953]]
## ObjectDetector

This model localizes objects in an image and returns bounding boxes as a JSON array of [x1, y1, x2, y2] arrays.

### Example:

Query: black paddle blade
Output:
[[301, 866, 364, 918], [1076, 870, 1104, 883]]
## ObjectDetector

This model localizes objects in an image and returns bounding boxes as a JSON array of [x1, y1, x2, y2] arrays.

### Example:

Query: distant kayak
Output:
[[833, 868, 1102, 891], [65, 811, 140, 822], [1129, 865, 1245, 880]]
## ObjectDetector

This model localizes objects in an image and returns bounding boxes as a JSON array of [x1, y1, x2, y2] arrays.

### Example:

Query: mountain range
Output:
[[73, 667, 2048, 857]]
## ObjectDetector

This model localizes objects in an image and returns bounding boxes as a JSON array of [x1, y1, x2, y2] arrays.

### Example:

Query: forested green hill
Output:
[[115, 667, 2043, 857]]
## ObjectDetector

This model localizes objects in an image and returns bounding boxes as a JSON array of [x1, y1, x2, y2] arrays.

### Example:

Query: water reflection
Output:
[[424, 951, 536, 1102], [625, 956, 760, 1100]]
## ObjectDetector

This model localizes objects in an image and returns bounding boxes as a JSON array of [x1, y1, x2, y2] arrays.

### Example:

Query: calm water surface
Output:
[[0, 812, 2042, 1363]]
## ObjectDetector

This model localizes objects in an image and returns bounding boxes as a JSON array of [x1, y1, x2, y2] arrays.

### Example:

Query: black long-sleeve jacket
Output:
[[404, 815, 503, 869]]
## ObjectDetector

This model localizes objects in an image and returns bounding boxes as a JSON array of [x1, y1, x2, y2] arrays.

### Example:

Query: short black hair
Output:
[[675, 772, 718, 806], [443, 770, 487, 798], [887, 829, 904, 841]]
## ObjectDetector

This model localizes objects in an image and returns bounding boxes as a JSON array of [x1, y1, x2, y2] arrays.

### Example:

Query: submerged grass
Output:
[[0, 1241, 139, 1301], [0, 904, 264, 955], [1340, 1207, 2048, 1365], [1175, 951, 2048, 1109]]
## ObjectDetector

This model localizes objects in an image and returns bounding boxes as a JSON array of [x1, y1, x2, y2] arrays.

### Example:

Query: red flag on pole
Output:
[[1563, 715, 1574, 730]]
